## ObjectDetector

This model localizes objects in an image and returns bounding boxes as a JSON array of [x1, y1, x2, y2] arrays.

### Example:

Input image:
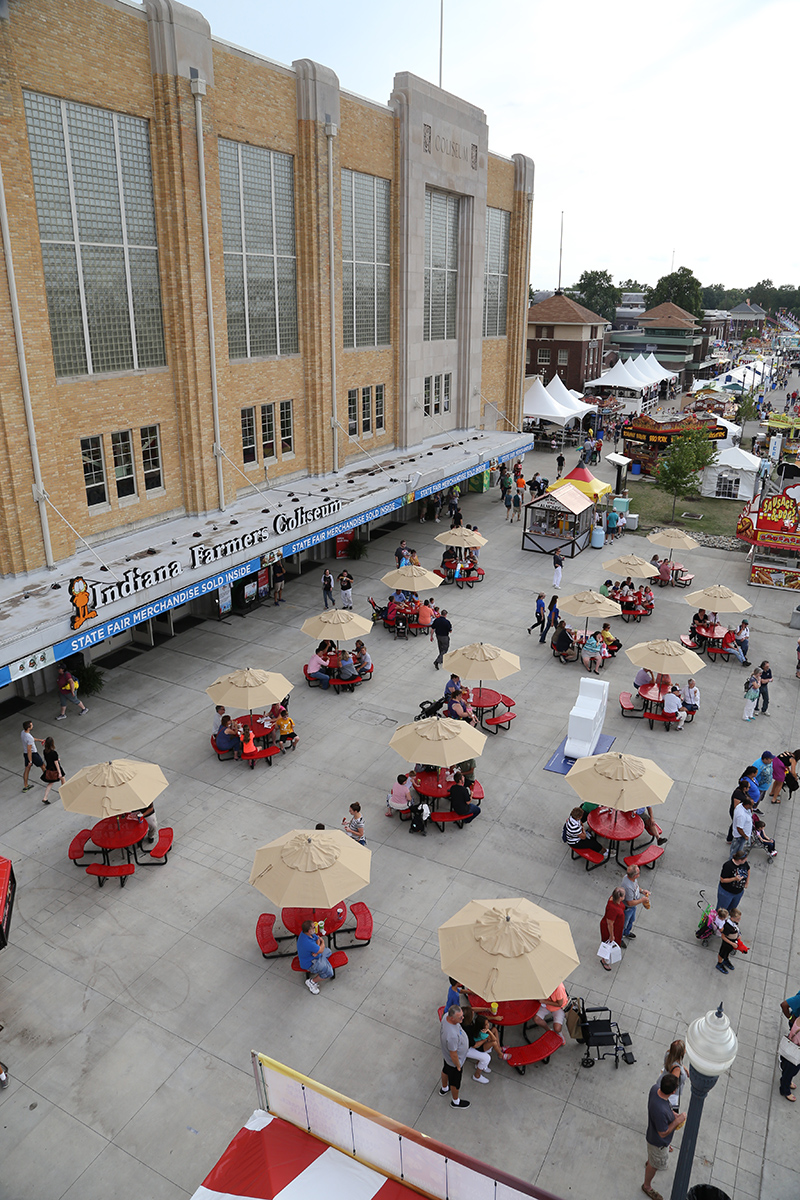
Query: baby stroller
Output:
[[415, 697, 447, 721], [407, 797, 430, 835]]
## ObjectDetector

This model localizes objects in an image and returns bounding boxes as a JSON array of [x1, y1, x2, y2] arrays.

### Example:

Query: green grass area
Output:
[[624, 480, 742, 537]]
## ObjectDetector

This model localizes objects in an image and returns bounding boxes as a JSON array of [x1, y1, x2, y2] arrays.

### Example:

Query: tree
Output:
[[736, 395, 759, 426], [643, 267, 704, 318], [575, 269, 621, 322], [619, 279, 647, 292], [653, 429, 717, 521], [702, 283, 726, 309]]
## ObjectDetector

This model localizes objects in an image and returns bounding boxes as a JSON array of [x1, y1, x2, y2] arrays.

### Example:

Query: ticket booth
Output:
[[522, 483, 594, 556]]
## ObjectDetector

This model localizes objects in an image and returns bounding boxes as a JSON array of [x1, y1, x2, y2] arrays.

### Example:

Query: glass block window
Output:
[[111, 430, 136, 498], [362, 386, 372, 434], [341, 169, 390, 349], [280, 399, 294, 455], [261, 404, 276, 460], [23, 92, 166, 378], [81, 436, 107, 506], [347, 388, 358, 436], [219, 139, 298, 360], [375, 384, 385, 431], [483, 207, 510, 337], [423, 189, 459, 342], [241, 406, 257, 464], [558, 349, 569, 365], [538, 348, 551, 365], [140, 425, 162, 490]]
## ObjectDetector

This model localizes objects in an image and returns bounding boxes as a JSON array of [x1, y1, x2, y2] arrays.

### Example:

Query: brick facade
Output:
[[0, 0, 533, 575]]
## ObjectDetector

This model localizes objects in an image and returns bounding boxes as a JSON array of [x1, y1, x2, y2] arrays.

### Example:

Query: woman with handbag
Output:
[[778, 1017, 800, 1100], [599, 887, 626, 971], [40, 736, 65, 804], [658, 1040, 688, 1111]]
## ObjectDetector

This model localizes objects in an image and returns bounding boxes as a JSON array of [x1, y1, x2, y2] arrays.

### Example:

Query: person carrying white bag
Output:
[[598, 887, 626, 971]]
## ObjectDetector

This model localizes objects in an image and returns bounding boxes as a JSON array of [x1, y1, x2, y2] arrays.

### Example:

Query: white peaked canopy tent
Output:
[[632, 355, 665, 384], [545, 372, 597, 414], [583, 358, 647, 392], [622, 357, 655, 387], [701, 445, 761, 502], [645, 353, 678, 381], [523, 376, 574, 424]]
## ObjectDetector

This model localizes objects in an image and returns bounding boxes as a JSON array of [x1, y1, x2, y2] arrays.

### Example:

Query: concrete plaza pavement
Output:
[[0, 443, 799, 1200]]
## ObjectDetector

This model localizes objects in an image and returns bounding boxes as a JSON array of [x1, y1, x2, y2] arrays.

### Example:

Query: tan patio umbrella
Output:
[[625, 639, 705, 675], [647, 528, 700, 562], [438, 897, 579, 1003], [566, 752, 674, 812], [381, 564, 442, 590], [558, 590, 622, 636], [389, 716, 486, 767], [249, 829, 371, 909], [434, 528, 488, 549], [684, 585, 751, 614], [301, 608, 373, 643], [602, 552, 660, 579], [206, 668, 293, 713], [442, 642, 521, 683], [61, 759, 169, 819]]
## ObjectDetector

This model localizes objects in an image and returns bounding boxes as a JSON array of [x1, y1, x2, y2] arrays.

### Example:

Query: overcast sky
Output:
[[198, 0, 797, 292]]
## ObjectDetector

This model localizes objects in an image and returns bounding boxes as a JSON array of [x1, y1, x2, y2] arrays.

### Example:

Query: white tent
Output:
[[632, 354, 666, 384], [583, 359, 647, 392], [523, 376, 574, 424], [716, 417, 743, 449], [545, 373, 597, 415], [645, 353, 678, 381], [701, 445, 760, 502], [622, 357, 656, 387]]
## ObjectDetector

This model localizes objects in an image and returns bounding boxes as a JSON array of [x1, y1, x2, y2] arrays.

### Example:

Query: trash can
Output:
[[626, 513, 639, 531], [790, 605, 800, 630], [591, 526, 605, 549], [631, 463, 641, 475], [687, 1186, 731, 1200]]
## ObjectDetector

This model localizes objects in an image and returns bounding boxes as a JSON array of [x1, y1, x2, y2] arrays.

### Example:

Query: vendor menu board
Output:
[[0, 857, 16, 950]]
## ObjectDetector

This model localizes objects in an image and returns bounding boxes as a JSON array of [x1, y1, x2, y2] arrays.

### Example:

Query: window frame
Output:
[[279, 399, 294, 456], [347, 388, 358, 437], [110, 429, 137, 500], [443, 373, 451, 413], [375, 383, 385, 431], [424, 376, 431, 417], [140, 425, 163, 491], [423, 188, 459, 342], [483, 207, 510, 338], [558, 348, 569, 366], [260, 403, 276, 461], [341, 169, 391, 350], [241, 406, 257, 465], [361, 385, 372, 434], [81, 435, 108, 508], [537, 348, 551, 365]]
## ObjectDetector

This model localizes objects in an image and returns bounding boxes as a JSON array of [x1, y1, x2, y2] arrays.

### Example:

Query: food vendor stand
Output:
[[623, 412, 727, 476], [522, 482, 594, 556], [736, 485, 800, 589]]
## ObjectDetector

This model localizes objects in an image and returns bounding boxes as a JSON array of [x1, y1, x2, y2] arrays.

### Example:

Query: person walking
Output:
[[337, 569, 354, 610], [56, 664, 88, 719], [432, 609, 452, 670], [754, 660, 773, 714], [439, 1005, 471, 1109], [716, 907, 741, 975], [21, 720, 44, 793], [621, 864, 649, 944], [751, 750, 774, 800], [658, 1041, 688, 1111], [599, 886, 625, 970], [552, 550, 564, 588], [321, 569, 335, 609], [717, 851, 749, 912], [743, 668, 761, 721], [528, 592, 546, 636], [40, 736, 66, 805], [503, 489, 513, 522], [778, 1017, 800, 1102], [512, 490, 522, 521], [556, 451, 565, 478], [539, 595, 560, 644], [642, 1075, 685, 1200]]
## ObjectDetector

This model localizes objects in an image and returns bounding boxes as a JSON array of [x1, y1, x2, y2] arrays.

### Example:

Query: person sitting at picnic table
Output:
[[635, 806, 668, 846], [307, 645, 332, 689], [721, 627, 750, 665], [417, 598, 435, 632], [456, 757, 477, 786], [335, 651, 360, 689], [564, 806, 607, 855], [640, 584, 655, 611], [385, 597, 399, 624], [275, 711, 299, 750], [599, 579, 613, 597], [682, 679, 700, 715], [662, 686, 687, 730], [658, 559, 673, 585], [386, 773, 414, 816], [215, 715, 244, 757], [690, 608, 710, 647], [532, 983, 569, 1037], [553, 620, 576, 660], [600, 623, 621, 656], [444, 673, 462, 700], [619, 577, 634, 598], [297, 919, 335, 994], [650, 554, 660, 567], [449, 771, 481, 822], [581, 631, 604, 674], [447, 689, 479, 727], [353, 640, 372, 676]]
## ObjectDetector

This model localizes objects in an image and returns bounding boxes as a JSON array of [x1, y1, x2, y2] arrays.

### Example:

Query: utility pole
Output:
[[557, 211, 564, 292]]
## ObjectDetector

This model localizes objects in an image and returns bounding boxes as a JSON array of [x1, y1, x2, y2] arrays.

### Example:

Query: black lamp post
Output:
[[670, 1003, 738, 1200]]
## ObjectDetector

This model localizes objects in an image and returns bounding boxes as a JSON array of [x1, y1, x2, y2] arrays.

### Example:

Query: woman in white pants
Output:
[[743, 668, 762, 722], [462, 1011, 503, 1083]]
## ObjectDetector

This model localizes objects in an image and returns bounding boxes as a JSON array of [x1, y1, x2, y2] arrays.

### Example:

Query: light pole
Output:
[[670, 1003, 738, 1200]]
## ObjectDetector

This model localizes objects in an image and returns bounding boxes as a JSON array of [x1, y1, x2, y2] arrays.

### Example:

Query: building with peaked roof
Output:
[[729, 300, 768, 339], [609, 301, 703, 389], [526, 293, 609, 392], [614, 292, 646, 330]]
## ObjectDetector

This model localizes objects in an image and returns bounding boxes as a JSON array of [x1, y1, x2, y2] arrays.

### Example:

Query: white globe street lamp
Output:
[[670, 1003, 738, 1200]]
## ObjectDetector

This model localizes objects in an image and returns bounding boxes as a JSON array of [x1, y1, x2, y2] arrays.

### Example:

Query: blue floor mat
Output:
[[543, 733, 616, 775]]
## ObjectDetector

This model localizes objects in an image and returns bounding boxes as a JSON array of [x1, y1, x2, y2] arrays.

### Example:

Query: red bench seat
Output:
[[148, 828, 174, 862], [570, 846, 606, 871], [86, 863, 135, 888], [503, 1030, 564, 1075], [484, 712, 515, 733], [623, 845, 665, 870], [291, 950, 348, 978], [242, 745, 282, 768]]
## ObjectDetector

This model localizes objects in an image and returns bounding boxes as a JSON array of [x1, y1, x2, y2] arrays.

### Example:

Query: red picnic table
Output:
[[280, 904, 348, 945], [587, 807, 645, 865], [464, 992, 539, 1046], [90, 814, 148, 864]]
